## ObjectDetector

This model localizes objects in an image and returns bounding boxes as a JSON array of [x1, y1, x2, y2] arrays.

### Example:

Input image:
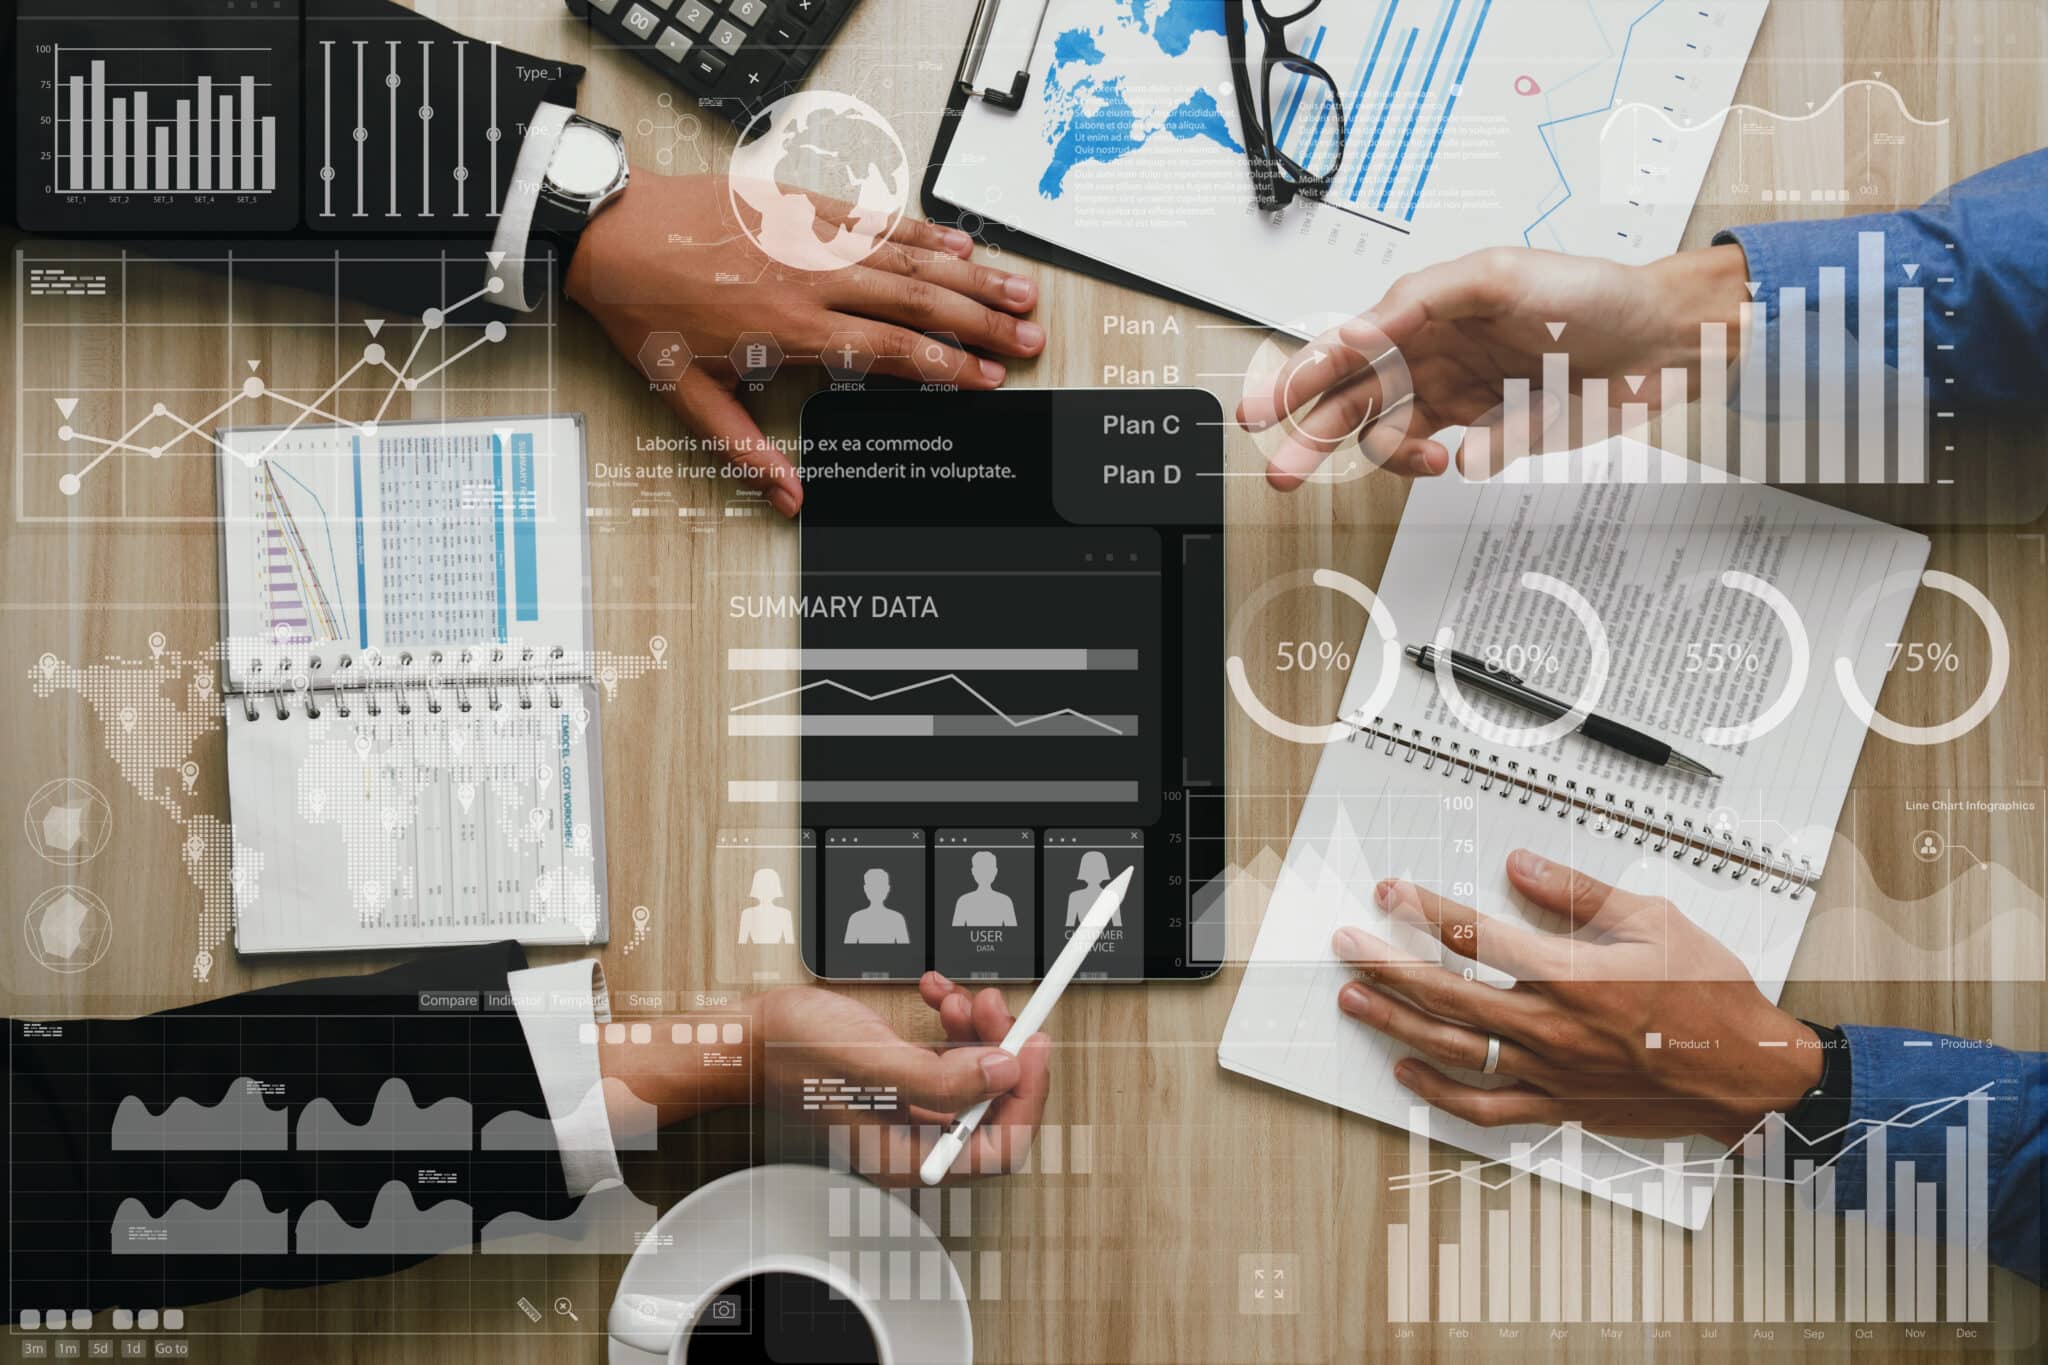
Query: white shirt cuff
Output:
[[487, 100, 575, 313], [507, 958, 624, 1195]]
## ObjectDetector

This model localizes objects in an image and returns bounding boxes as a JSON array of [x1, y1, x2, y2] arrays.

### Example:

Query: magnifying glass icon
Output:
[[553, 1296, 579, 1322]]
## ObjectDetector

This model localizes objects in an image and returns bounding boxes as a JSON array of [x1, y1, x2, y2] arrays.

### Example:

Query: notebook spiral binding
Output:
[[1343, 715, 1817, 899], [236, 646, 573, 724]]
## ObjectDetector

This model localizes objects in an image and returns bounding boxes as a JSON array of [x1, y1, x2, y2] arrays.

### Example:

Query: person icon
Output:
[[736, 868, 795, 945], [951, 851, 1017, 928], [1065, 850, 1125, 928], [843, 868, 910, 945]]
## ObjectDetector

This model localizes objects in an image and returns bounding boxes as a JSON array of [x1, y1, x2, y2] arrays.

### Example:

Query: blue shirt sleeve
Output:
[[1714, 148, 2048, 409], [1831, 1025, 2046, 1285]]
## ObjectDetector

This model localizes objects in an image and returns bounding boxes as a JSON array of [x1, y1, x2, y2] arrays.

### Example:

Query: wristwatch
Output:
[[1783, 1021, 1853, 1162], [533, 114, 631, 250], [490, 105, 630, 313]]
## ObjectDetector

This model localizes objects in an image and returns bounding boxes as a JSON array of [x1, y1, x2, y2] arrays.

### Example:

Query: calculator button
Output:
[[641, 0, 675, 10], [587, 0, 620, 12], [654, 27, 693, 61], [687, 49, 728, 83], [766, 17, 806, 47], [786, 0, 823, 18], [676, 0, 714, 32], [620, 3, 661, 38], [729, 0, 768, 24], [708, 19, 747, 54]]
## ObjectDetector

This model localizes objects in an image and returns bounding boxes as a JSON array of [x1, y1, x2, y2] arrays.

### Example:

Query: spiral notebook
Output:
[[1219, 440, 1929, 1227], [213, 415, 608, 954]]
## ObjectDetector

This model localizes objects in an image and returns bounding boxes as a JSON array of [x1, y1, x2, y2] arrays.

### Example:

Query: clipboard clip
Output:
[[955, 0, 1051, 111]]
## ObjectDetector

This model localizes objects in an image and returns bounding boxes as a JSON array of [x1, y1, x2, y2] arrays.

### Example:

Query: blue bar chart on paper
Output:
[[937, 0, 1771, 329]]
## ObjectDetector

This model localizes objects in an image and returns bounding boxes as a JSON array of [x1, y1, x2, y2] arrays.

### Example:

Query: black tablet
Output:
[[785, 388, 1226, 983]]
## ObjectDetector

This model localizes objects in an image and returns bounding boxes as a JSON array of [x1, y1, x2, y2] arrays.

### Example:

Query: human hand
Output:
[[743, 973, 1051, 1185], [565, 172, 1045, 518], [1236, 243, 1750, 485], [1331, 850, 1820, 1147]]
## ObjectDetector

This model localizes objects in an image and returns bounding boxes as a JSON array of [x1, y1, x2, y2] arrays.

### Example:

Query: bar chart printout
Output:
[[15, 1, 299, 231], [1383, 1094, 1995, 1336]]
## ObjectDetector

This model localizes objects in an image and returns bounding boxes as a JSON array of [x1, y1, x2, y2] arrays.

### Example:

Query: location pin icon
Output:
[[355, 729, 373, 758], [39, 652, 58, 678], [119, 706, 137, 732], [529, 808, 546, 835], [633, 905, 651, 932], [649, 635, 667, 664], [180, 761, 199, 793], [149, 631, 167, 660], [308, 789, 325, 817], [457, 782, 476, 812]]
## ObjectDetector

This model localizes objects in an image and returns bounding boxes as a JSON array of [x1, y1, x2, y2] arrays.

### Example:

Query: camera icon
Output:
[[706, 1295, 742, 1324]]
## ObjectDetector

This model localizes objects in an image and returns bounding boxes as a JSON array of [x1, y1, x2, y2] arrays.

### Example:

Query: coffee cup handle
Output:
[[607, 1291, 696, 1357]]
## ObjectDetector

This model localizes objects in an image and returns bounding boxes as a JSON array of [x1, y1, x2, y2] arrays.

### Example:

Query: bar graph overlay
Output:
[[15, 2, 299, 230], [1383, 1090, 1999, 1335], [53, 47, 280, 196], [1463, 230, 1937, 486]]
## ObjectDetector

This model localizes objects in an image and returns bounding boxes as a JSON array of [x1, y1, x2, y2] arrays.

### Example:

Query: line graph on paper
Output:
[[13, 244, 556, 523]]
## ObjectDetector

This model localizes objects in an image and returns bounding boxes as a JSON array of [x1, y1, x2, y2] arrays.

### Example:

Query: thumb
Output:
[[670, 370, 803, 518], [861, 1040, 1020, 1113]]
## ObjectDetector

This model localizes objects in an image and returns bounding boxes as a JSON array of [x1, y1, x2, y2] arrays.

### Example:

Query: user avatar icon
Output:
[[1065, 851, 1126, 928], [736, 867, 795, 945], [844, 867, 911, 944], [951, 850, 1017, 928]]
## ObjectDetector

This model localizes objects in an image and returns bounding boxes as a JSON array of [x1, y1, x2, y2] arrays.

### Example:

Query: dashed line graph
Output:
[[15, 246, 555, 523]]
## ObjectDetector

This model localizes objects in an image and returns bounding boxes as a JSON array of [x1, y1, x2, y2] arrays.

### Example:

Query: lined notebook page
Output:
[[227, 682, 607, 953], [1216, 731, 1766, 1226], [1219, 442, 1927, 1227], [1366, 440, 1928, 875], [216, 416, 592, 688]]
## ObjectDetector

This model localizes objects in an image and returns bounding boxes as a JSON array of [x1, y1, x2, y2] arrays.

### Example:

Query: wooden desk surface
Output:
[[3, 0, 2043, 1360]]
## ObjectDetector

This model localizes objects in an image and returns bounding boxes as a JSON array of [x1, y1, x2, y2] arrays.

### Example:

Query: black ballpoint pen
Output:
[[1405, 644, 1720, 780]]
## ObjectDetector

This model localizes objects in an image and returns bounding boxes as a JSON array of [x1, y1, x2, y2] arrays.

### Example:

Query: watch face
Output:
[[549, 124, 624, 200]]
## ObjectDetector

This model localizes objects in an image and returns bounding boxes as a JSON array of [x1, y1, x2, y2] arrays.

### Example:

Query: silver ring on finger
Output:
[[1481, 1034, 1502, 1075]]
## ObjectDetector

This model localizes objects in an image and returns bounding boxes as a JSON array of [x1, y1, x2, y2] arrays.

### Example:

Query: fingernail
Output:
[[943, 228, 974, 255], [1338, 982, 1371, 1015], [979, 1053, 1019, 1089], [1332, 926, 1365, 958], [1426, 447, 1450, 475], [1374, 880, 1396, 908], [979, 358, 1005, 384], [929, 971, 954, 991], [1393, 1062, 1416, 1086], [1509, 849, 1550, 880], [1004, 275, 1035, 305], [768, 484, 800, 519], [1016, 320, 1045, 351], [1338, 312, 1383, 346]]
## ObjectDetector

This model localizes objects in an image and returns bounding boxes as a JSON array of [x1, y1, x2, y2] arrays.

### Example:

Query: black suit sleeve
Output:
[[6, 943, 591, 1314]]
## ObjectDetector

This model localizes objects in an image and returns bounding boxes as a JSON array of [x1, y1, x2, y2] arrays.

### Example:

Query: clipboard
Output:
[[919, 0, 1256, 321]]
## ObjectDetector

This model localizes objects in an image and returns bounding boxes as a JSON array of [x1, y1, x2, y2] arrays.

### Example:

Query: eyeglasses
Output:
[[1226, 0, 1347, 212]]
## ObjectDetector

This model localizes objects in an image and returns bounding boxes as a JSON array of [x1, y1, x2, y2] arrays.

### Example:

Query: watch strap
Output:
[[1783, 1020, 1852, 1164]]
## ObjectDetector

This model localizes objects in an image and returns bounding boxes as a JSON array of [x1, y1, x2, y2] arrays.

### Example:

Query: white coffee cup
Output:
[[607, 1254, 889, 1364]]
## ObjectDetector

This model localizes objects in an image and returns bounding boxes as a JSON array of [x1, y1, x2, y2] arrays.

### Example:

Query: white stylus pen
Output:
[[918, 865, 1133, 1186]]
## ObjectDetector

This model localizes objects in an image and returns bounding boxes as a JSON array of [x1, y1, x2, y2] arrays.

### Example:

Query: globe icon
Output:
[[24, 776, 113, 866], [727, 92, 910, 273]]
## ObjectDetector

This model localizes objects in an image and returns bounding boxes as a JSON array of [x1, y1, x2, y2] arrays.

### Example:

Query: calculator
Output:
[[565, 0, 862, 126]]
